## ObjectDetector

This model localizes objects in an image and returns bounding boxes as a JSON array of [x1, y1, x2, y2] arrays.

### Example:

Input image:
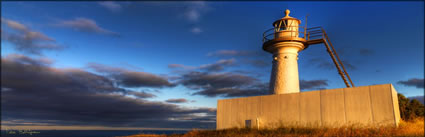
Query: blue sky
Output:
[[1, 1, 423, 130]]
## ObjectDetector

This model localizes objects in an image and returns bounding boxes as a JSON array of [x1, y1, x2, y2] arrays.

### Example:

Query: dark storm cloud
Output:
[[1, 55, 215, 128], [87, 63, 175, 88], [178, 71, 267, 97], [398, 78, 424, 89], [1, 18, 62, 55], [57, 18, 119, 37], [165, 98, 189, 103], [300, 79, 328, 90]]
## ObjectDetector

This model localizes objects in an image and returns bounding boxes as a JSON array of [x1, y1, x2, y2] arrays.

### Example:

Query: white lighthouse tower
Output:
[[263, 9, 307, 94]]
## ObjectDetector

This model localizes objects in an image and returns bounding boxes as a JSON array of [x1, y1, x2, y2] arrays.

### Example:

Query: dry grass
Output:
[[122, 117, 424, 137]]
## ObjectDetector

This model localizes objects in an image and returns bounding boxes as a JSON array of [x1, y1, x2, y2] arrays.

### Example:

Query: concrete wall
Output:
[[216, 84, 401, 129]]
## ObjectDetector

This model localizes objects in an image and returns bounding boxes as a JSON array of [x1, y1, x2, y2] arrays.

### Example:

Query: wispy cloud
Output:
[[207, 50, 257, 57], [1, 18, 62, 55], [199, 59, 235, 72], [207, 50, 270, 68], [57, 17, 119, 36], [169, 58, 236, 72], [247, 59, 269, 68], [183, 1, 209, 22], [359, 48, 375, 56], [128, 91, 156, 98], [300, 79, 328, 90], [98, 2, 122, 12], [178, 71, 267, 97], [182, 1, 211, 34], [190, 27, 202, 34], [398, 78, 424, 89], [3, 53, 53, 66], [165, 98, 189, 103], [87, 63, 175, 88], [309, 57, 356, 70]]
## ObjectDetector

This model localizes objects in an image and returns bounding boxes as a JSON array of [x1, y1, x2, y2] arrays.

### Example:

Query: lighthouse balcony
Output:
[[262, 27, 307, 44], [263, 26, 328, 46]]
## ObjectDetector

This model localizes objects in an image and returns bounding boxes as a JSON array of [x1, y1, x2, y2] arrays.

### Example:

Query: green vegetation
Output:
[[398, 93, 424, 121]]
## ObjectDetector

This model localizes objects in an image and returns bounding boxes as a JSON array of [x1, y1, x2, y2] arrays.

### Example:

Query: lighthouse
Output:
[[216, 9, 401, 129], [263, 9, 307, 94]]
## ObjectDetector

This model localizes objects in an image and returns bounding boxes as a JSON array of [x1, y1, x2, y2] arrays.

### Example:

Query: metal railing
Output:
[[306, 27, 325, 41], [262, 26, 331, 43], [307, 26, 355, 88]]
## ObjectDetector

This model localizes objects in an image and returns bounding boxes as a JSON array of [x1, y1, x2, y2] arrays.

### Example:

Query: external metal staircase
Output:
[[306, 27, 355, 88]]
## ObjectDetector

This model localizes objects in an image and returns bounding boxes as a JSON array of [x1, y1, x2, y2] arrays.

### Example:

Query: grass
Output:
[[122, 117, 424, 137]]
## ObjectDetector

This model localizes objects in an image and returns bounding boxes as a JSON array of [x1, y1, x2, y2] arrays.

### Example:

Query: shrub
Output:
[[398, 93, 425, 121]]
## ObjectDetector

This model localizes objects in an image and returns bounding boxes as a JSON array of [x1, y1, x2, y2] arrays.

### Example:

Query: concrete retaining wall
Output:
[[216, 84, 401, 129]]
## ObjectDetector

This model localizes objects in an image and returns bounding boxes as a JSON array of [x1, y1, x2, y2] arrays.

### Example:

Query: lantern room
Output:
[[273, 9, 302, 39], [262, 9, 307, 53]]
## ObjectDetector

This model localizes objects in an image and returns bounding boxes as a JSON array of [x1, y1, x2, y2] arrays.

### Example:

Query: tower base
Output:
[[216, 84, 401, 129]]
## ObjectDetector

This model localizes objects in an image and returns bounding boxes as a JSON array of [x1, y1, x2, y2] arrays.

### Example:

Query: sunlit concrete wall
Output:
[[216, 84, 401, 129]]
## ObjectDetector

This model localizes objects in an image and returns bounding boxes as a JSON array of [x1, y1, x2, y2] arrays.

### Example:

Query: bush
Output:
[[398, 93, 425, 121]]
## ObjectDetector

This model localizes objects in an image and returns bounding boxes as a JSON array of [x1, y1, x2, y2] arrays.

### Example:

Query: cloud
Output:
[[165, 98, 188, 103], [178, 71, 267, 97], [248, 59, 270, 68], [1, 18, 62, 55], [192, 86, 267, 98], [1, 54, 215, 129], [98, 2, 122, 12], [168, 64, 196, 70], [179, 71, 255, 90], [190, 27, 202, 34], [169, 59, 236, 72], [57, 18, 119, 36], [398, 78, 424, 88], [3, 53, 53, 66], [300, 79, 328, 90], [186, 9, 201, 22], [341, 60, 356, 70], [183, 1, 209, 22], [207, 50, 257, 57], [87, 63, 174, 88], [359, 48, 375, 56], [127, 91, 156, 98], [199, 59, 235, 72], [309, 57, 356, 70], [207, 50, 270, 68]]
